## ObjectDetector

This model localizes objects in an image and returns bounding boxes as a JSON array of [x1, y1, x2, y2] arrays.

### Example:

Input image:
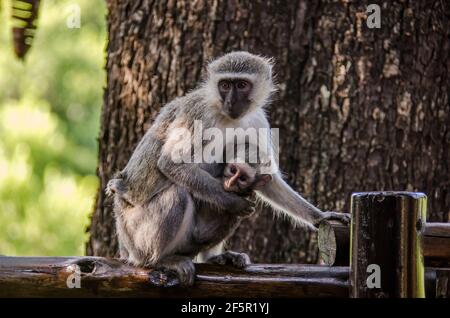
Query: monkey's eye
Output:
[[236, 80, 250, 90], [239, 175, 247, 182], [219, 81, 231, 91], [230, 165, 237, 174]]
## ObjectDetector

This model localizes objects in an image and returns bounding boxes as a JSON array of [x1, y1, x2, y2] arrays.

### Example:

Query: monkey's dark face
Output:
[[218, 79, 253, 119]]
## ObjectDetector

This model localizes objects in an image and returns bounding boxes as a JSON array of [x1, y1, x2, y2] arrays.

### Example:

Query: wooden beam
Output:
[[349, 192, 427, 298], [423, 223, 450, 267], [435, 268, 450, 297], [0, 256, 447, 298], [0, 256, 350, 298], [319, 221, 450, 267]]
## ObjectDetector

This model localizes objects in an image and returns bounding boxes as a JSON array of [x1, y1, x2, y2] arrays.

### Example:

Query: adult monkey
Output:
[[109, 52, 349, 285]]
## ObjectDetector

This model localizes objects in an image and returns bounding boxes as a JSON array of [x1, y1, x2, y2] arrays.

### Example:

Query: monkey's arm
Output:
[[157, 155, 250, 213], [256, 173, 348, 229]]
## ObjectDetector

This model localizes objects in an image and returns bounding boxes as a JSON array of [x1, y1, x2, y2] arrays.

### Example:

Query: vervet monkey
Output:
[[107, 161, 270, 284], [108, 51, 349, 285]]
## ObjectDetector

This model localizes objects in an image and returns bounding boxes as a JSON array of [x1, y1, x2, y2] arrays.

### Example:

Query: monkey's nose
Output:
[[224, 179, 233, 191]]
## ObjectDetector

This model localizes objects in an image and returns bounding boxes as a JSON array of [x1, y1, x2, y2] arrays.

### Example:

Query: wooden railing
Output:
[[0, 192, 449, 298]]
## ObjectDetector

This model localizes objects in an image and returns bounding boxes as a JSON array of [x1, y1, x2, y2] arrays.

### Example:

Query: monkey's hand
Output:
[[315, 211, 351, 226], [224, 192, 255, 215], [149, 255, 195, 287], [206, 251, 251, 269], [234, 193, 257, 218]]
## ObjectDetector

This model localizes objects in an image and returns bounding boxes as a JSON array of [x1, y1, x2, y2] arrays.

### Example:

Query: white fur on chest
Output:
[[202, 109, 269, 164]]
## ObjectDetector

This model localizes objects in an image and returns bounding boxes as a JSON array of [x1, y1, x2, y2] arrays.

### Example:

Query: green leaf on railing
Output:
[[11, 0, 40, 59]]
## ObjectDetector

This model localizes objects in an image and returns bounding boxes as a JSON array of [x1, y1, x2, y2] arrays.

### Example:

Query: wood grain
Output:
[[0, 256, 349, 298], [319, 221, 450, 267]]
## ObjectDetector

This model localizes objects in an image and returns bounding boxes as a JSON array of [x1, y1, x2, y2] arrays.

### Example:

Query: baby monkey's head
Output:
[[223, 163, 272, 195]]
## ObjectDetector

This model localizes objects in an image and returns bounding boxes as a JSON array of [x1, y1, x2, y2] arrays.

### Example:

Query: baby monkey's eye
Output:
[[219, 80, 231, 91], [239, 175, 247, 182], [230, 165, 237, 174], [236, 80, 249, 90]]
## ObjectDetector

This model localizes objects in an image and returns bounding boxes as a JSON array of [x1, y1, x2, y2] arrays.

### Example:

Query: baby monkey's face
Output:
[[223, 163, 272, 195]]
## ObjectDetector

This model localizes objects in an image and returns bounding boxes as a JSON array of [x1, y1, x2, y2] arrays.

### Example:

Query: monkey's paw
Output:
[[149, 256, 195, 287], [236, 194, 257, 218], [206, 251, 251, 269], [319, 211, 351, 225]]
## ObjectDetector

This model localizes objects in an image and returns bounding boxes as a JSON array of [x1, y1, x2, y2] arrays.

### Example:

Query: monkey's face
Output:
[[206, 52, 276, 117], [223, 163, 272, 194], [218, 79, 253, 119], [223, 163, 255, 193]]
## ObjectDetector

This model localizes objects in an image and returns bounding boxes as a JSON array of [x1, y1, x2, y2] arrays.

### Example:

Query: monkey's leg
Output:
[[206, 250, 251, 269], [113, 204, 137, 264], [150, 255, 195, 287], [128, 186, 196, 286], [118, 240, 129, 262]]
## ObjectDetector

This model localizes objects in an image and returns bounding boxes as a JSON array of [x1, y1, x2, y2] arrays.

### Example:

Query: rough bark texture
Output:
[[87, 1, 450, 263]]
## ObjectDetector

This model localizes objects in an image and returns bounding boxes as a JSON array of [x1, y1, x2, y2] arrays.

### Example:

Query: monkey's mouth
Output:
[[227, 112, 241, 119], [223, 107, 245, 120]]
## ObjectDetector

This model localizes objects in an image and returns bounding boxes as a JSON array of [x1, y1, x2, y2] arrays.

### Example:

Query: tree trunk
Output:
[[87, 0, 449, 263]]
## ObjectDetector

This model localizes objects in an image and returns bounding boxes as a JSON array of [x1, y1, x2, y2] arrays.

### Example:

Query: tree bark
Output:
[[87, 1, 450, 263]]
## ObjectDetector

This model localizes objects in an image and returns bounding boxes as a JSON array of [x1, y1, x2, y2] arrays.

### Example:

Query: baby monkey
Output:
[[223, 163, 272, 196]]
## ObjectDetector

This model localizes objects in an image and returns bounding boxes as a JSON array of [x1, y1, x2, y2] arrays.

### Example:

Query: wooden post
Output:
[[318, 220, 350, 266], [350, 192, 427, 298]]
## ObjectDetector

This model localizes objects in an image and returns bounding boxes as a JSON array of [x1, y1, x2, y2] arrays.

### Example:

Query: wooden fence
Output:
[[0, 191, 449, 298]]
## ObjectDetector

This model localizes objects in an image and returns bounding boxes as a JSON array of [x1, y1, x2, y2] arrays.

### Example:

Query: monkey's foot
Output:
[[206, 251, 251, 269], [319, 211, 351, 225], [149, 256, 195, 287], [118, 257, 130, 265]]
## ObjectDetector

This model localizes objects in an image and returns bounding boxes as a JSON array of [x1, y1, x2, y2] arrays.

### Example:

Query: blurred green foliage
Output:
[[0, 0, 106, 255]]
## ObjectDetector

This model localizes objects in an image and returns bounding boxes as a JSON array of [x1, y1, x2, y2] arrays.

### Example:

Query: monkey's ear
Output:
[[253, 174, 272, 189]]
